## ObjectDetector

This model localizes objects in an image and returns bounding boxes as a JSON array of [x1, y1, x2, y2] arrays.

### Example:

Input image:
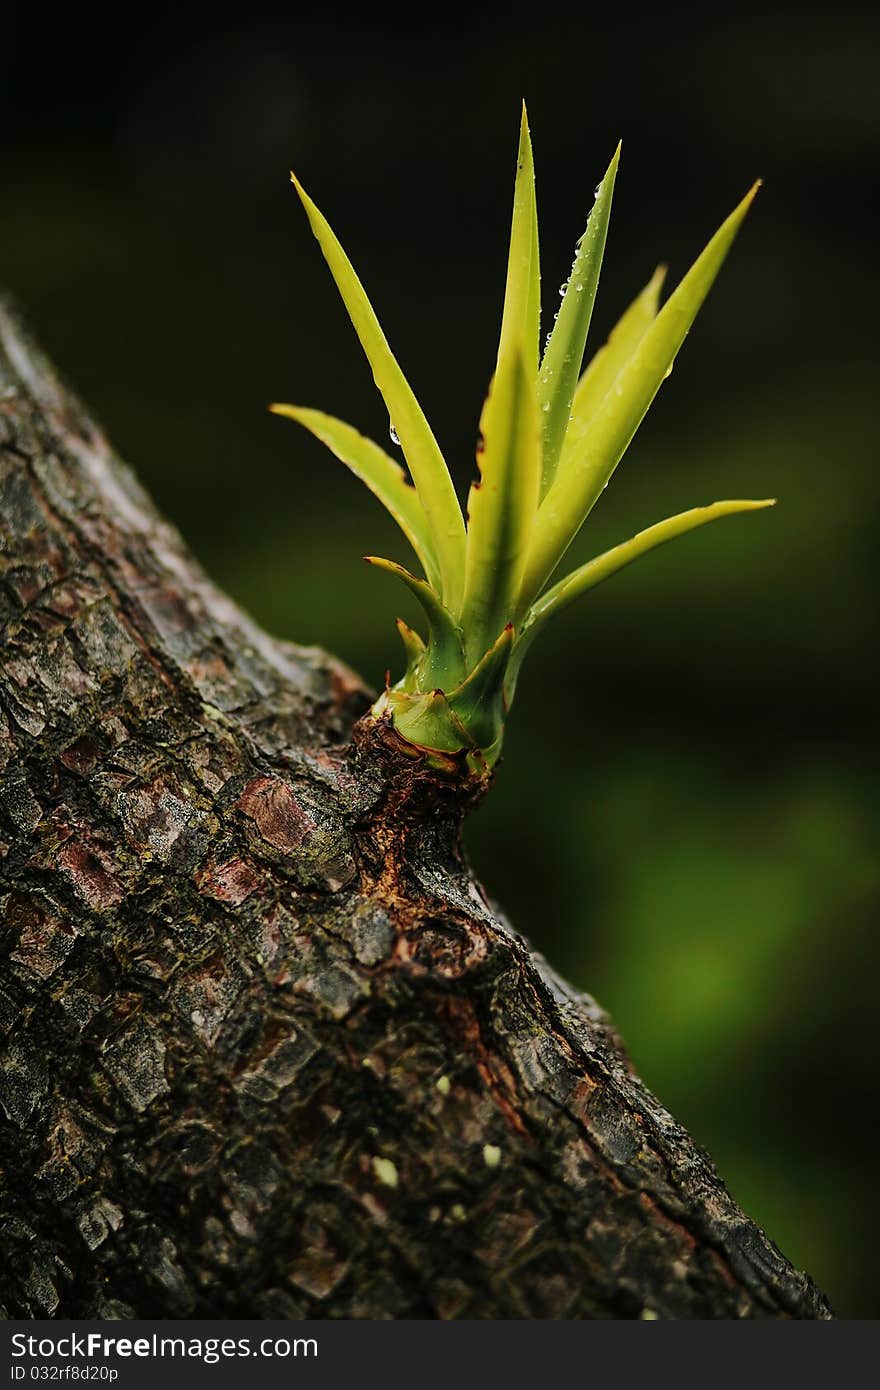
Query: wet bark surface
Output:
[[0, 299, 831, 1318]]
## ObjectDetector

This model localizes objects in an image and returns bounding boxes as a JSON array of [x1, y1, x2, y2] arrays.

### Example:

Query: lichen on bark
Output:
[[0, 299, 830, 1318]]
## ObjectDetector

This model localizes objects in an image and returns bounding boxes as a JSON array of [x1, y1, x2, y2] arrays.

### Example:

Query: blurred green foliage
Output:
[[3, 2, 877, 1316]]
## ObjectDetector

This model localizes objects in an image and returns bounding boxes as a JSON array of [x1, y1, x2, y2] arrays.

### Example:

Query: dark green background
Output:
[[3, 3, 877, 1317]]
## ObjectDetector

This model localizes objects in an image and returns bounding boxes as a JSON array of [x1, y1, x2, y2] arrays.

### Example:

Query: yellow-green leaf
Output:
[[395, 617, 426, 691], [291, 173, 466, 609], [270, 405, 441, 590], [460, 345, 541, 661], [447, 624, 514, 750], [538, 142, 620, 495], [364, 556, 465, 690], [508, 498, 775, 696], [559, 264, 666, 476], [520, 183, 761, 610], [496, 104, 541, 380], [383, 688, 473, 754]]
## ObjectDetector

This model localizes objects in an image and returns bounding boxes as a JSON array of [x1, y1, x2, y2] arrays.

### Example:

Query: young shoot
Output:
[[272, 107, 771, 776]]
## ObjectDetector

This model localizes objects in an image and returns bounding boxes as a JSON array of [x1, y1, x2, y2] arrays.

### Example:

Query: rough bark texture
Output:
[[0, 299, 831, 1320]]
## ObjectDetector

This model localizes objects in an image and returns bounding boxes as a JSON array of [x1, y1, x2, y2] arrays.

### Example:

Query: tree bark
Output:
[[0, 299, 831, 1320]]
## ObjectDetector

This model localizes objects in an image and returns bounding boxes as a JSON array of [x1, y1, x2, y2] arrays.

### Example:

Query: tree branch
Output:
[[0, 299, 830, 1318]]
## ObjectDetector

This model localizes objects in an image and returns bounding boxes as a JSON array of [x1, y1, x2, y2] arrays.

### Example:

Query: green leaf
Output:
[[291, 173, 466, 609], [364, 556, 465, 690], [496, 104, 541, 380], [538, 142, 620, 496], [458, 107, 542, 656], [520, 183, 761, 611], [559, 264, 666, 476], [270, 405, 441, 590], [395, 617, 426, 690], [460, 345, 541, 661], [507, 498, 775, 697], [385, 688, 473, 754], [447, 624, 514, 750]]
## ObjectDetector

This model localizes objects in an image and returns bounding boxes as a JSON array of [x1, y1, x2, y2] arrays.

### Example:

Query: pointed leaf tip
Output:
[[396, 615, 425, 639], [495, 106, 540, 384], [287, 173, 465, 605], [731, 180, 762, 221], [395, 616, 426, 690], [365, 556, 465, 691], [511, 496, 778, 690]]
